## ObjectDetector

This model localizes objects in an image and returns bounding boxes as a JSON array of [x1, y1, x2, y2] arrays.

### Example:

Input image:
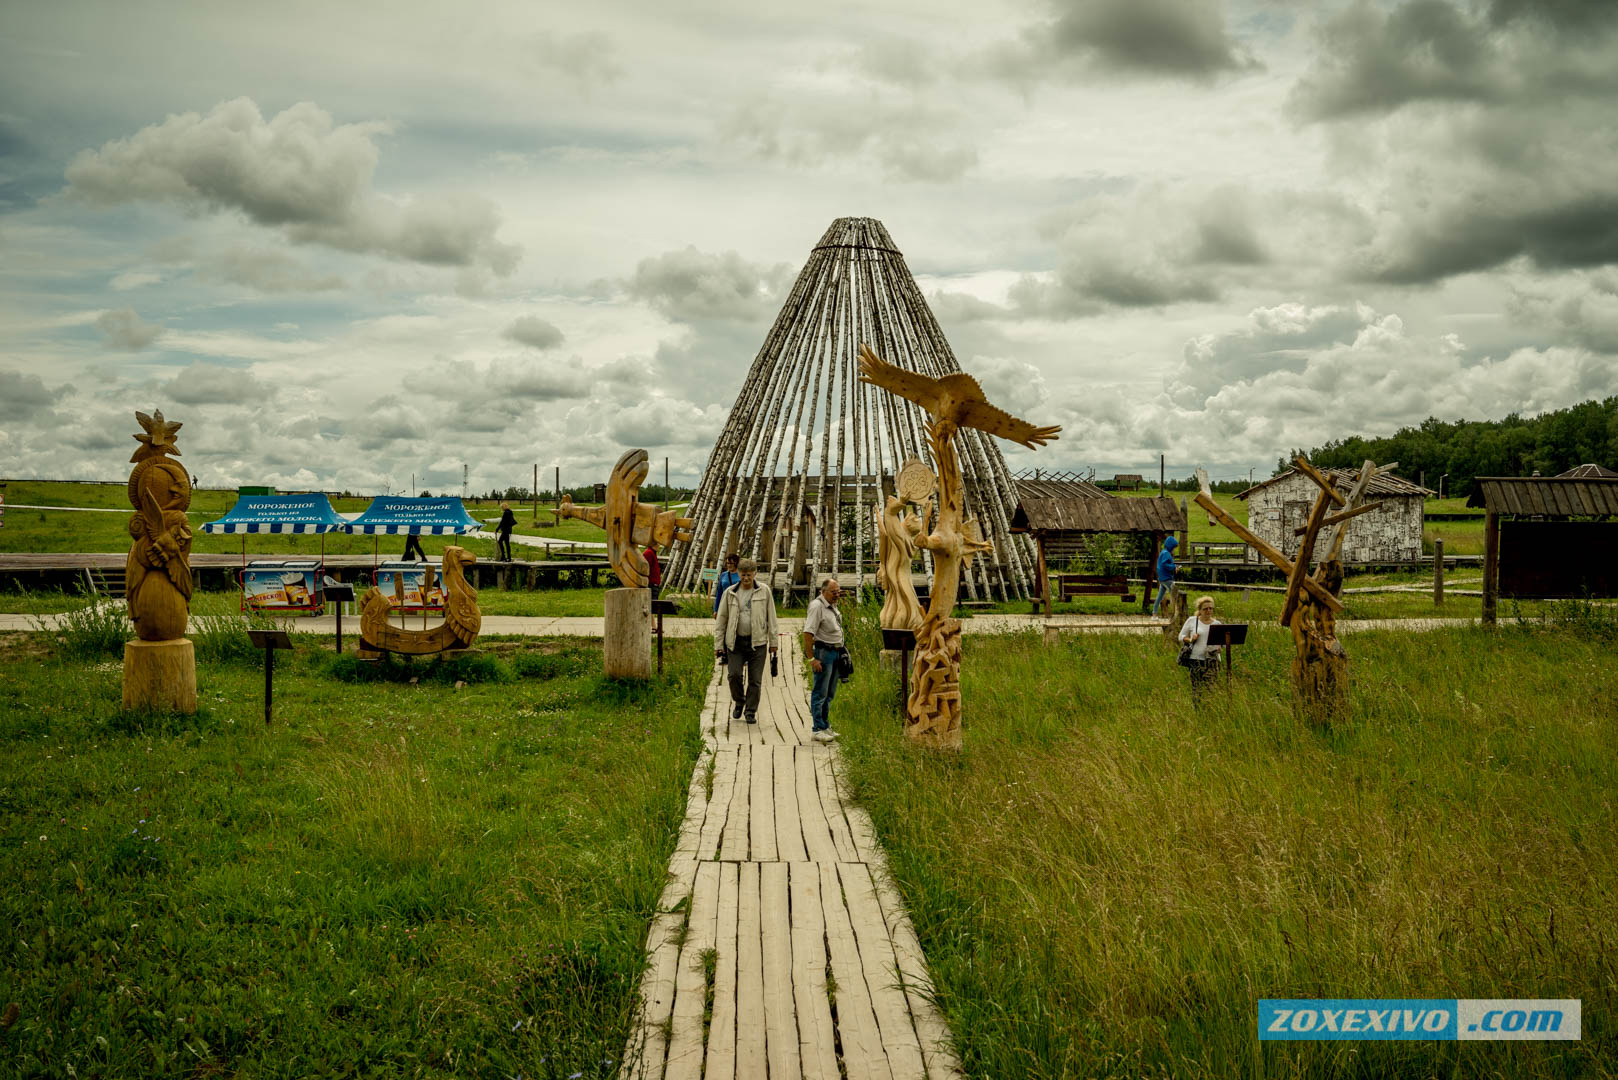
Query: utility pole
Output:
[[664, 457, 669, 513], [554, 466, 560, 507], [462, 464, 468, 502], [533, 463, 538, 522], [1160, 453, 1165, 497]]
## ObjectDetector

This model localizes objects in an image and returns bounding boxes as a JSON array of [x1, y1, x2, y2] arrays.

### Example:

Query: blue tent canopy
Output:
[[341, 496, 481, 535], [201, 494, 348, 534]]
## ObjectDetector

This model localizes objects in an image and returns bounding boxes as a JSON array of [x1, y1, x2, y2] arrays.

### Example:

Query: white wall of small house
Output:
[[1244, 474, 1424, 564]]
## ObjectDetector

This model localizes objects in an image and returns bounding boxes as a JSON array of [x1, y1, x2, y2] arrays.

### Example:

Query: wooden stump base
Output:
[[604, 587, 652, 679], [122, 638, 197, 714]]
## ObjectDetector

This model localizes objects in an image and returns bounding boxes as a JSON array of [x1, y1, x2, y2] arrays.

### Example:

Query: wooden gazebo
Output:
[[1011, 497, 1186, 615], [1467, 476, 1618, 624]]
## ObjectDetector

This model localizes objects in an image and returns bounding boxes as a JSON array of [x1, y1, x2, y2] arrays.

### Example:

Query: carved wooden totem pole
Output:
[[555, 448, 695, 678], [1195, 457, 1393, 724], [122, 410, 197, 713], [858, 345, 1060, 749], [875, 457, 931, 635]]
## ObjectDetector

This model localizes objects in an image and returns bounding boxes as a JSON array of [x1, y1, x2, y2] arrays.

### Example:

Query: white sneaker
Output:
[[812, 730, 836, 744]]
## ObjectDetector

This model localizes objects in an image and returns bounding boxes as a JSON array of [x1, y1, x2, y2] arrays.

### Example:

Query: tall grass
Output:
[[836, 620, 1616, 1078]]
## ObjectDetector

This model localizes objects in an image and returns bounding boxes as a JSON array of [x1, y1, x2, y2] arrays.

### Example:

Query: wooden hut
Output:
[[1237, 467, 1431, 564], [1467, 475, 1618, 624], [1010, 496, 1186, 615]]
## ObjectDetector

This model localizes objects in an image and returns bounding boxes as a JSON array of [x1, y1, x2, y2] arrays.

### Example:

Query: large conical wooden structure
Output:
[[667, 217, 1036, 601]]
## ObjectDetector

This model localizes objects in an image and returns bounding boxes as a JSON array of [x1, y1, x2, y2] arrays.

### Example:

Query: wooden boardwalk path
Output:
[[623, 629, 963, 1080]]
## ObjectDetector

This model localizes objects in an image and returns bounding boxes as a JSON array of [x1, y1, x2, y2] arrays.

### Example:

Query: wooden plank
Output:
[[1482, 508, 1499, 627], [865, 864, 965, 1080], [673, 747, 713, 855], [625, 909, 684, 1080], [665, 862, 720, 1080], [760, 862, 801, 1080], [699, 748, 738, 859], [735, 863, 767, 1077], [659, 854, 699, 912], [840, 862, 927, 1079], [748, 736, 777, 860], [819, 863, 894, 1080], [774, 745, 808, 862], [705, 862, 739, 1080], [720, 744, 752, 861], [815, 749, 860, 862], [790, 863, 841, 1080], [1319, 459, 1377, 565], [1292, 455, 1347, 507], [797, 745, 840, 863], [1292, 499, 1385, 535], [1280, 488, 1333, 629]]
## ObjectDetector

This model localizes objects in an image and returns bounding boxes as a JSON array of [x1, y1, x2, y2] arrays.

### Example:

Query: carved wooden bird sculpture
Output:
[[856, 344, 1061, 449]]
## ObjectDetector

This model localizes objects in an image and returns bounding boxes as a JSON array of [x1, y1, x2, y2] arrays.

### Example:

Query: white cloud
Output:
[[96, 307, 163, 349], [504, 315, 566, 349]]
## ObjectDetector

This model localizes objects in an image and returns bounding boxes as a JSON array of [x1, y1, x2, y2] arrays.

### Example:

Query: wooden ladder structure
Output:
[[84, 566, 127, 599]]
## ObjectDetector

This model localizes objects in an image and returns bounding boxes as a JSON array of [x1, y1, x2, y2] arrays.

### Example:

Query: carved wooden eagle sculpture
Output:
[[856, 344, 1061, 449]]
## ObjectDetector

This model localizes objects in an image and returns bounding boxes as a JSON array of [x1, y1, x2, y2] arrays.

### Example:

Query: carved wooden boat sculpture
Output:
[[358, 545, 482, 655], [555, 448, 695, 588]]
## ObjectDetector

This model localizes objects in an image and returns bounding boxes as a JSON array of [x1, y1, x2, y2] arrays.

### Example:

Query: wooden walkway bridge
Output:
[[624, 629, 962, 1080]]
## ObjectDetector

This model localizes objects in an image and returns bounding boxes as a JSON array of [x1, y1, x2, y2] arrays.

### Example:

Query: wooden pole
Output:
[[533, 463, 538, 523], [1280, 489, 1333, 628], [1194, 491, 1345, 613], [1433, 538, 1444, 607], [1159, 453, 1165, 498], [1482, 510, 1499, 626], [1036, 533, 1051, 617]]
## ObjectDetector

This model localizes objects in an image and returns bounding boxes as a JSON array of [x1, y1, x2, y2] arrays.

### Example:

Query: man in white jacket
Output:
[[714, 558, 778, 723]]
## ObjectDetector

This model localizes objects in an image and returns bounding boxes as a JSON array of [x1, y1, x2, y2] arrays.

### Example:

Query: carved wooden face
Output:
[[142, 461, 192, 512]]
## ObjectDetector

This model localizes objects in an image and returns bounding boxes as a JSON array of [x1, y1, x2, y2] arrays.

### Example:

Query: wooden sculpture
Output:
[[1194, 457, 1393, 723], [555, 448, 694, 589], [875, 458, 932, 632], [123, 409, 197, 712], [858, 344, 1060, 749], [357, 545, 481, 655]]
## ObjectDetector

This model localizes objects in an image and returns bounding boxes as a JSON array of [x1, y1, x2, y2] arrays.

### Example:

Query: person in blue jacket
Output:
[[1152, 535, 1178, 616], [712, 552, 741, 615]]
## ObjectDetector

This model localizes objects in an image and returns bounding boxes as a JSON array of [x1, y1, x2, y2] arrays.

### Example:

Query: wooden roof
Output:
[[1236, 466, 1431, 500], [1556, 463, 1618, 479], [1015, 475, 1111, 500], [1466, 477, 1618, 516], [1011, 497, 1186, 534]]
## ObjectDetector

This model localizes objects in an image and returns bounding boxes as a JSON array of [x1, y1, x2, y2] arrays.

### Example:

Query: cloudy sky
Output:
[[3, 0, 1616, 493]]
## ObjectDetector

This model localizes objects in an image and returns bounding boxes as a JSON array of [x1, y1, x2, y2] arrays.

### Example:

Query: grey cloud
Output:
[[97, 307, 163, 349], [1489, 0, 1618, 34], [1508, 272, 1618, 354], [199, 247, 346, 293], [529, 30, 622, 88], [628, 247, 790, 323], [723, 97, 978, 183], [1192, 192, 1268, 265], [929, 290, 1011, 324], [504, 315, 566, 350], [1010, 256, 1218, 317], [65, 98, 520, 276], [0, 368, 67, 420], [990, 0, 1256, 85], [161, 362, 265, 405], [349, 396, 428, 449], [1173, 302, 1368, 405], [840, 35, 940, 88]]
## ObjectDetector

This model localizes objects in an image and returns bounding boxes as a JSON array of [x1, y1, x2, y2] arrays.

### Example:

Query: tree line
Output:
[[1280, 396, 1618, 497]]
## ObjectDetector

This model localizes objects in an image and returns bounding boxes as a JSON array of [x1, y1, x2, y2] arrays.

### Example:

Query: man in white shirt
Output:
[[801, 577, 844, 743], [714, 558, 777, 723]]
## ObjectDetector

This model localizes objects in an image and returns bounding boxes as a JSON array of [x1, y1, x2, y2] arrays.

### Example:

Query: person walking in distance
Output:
[[496, 501, 516, 561], [1178, 595, 1224, 699], [714, 558, 777, 724], [402, 530, 426, 562], [1152, 535, 1178, 617], [712, 552, 740, 614], [802, 577, 844, 743], [644, 543, 662, 599]]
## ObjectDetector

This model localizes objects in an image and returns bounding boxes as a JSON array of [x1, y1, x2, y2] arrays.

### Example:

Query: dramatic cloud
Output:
[[504, 315, 565, 350], [96, 307, 163, 349], [0, 368, 67, 421], [723, 95, 977, 182], [990, 0, 1255, 85], [64, 98, 520, 275], [1172, 302, 1374, 405], [1507, 271, 1618, 355], [627, 247, 791, 323], [161, 361, 265, 405]]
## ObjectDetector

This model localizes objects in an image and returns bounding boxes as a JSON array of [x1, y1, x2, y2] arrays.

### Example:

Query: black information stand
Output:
[[880, 627, 914, 717], [247, 629, 294, 724], [322, 576, 355, 654], [1206, 622, 1248, 687]]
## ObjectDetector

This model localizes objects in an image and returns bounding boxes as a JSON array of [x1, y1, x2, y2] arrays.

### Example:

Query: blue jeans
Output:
[[810, 644, 841, 731], [1153, 581, 1174, 615]]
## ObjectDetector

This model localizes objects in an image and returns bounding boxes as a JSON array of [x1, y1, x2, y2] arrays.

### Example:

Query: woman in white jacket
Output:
[[713, 558, 778, 723], [1177, 595, 1222, 698]]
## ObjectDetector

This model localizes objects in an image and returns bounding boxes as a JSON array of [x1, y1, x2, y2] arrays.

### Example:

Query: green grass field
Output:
[[0, 632, 711, 1078], [833, 603, 1617, 1078]]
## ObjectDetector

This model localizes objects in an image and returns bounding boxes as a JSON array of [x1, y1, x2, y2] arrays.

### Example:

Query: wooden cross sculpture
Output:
[[556, 448, 695, 589], [858, 344, 1061, 749], [1194, 456, 1393, 723]]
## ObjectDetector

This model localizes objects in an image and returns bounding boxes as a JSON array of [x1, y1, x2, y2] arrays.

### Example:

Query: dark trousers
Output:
[[1188, 656, 1220, 698], [727, 635, 767, 717], [497, 533, 513, 560], [810, 643, 842, 731], [402, 535, 425, 561]]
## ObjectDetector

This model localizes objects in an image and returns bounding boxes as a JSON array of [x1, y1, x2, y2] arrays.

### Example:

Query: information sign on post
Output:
[[1206, 623, 1248, 687], [247, 629, 294, 725]]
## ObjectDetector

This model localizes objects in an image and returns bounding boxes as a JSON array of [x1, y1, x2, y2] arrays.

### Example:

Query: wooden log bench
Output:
[[1056, 573, 1136, 603]]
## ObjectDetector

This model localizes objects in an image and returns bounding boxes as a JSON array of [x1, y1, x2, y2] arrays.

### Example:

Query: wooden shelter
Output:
[[1467, 476, 1618, 624], [1556, 463, 1618, 479], [1010, 496, 1185, 615], [667, 217, 1036, 600], [1113, 474, 1145, 491]]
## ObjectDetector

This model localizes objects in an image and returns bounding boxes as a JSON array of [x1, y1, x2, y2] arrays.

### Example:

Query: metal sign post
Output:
[[881, 627, 914, 718], [1206, 623, 1248, 688], [322, 576, 355, 653], [651, 598, 678, 674], [247, 629, 294, 725]]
